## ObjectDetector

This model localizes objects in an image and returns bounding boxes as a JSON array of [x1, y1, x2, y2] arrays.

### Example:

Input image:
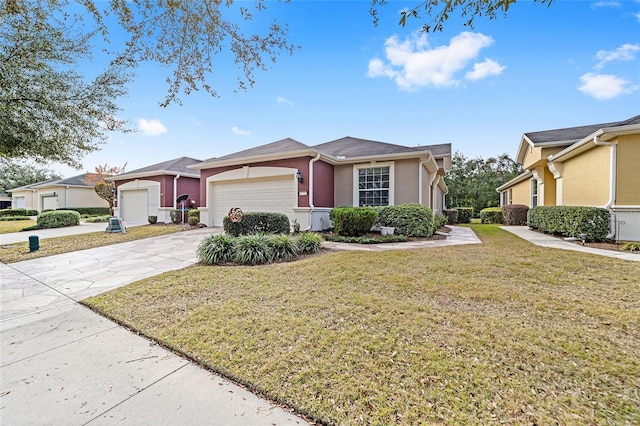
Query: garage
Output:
[[13, 196, 25, 209], [120, 189, 149, 223], [210, 177, 296, 226], [42, 195, 57, 211]]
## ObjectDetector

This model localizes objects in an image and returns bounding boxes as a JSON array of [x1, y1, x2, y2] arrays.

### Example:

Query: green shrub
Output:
[[296, 232, 323, 253], [0, 208, 27, 217], [269, 234, 300, 261], [377, 203, 434, 237], [443, 209, 458, 225], [502, 204, 529, 226], [0, 216, 31, 221], [528, 206, 610, 242], [21, 225, 42, 231], [233, 234, 274, 265], [621, 242, 640, 252], [480, 207, 503, 224], [324, 234, 410, 244], [26, 209, 37, 216], [188, 209, 200, 220], [170, 209, 186, 224], [37, 210, 80, 228], [455, 207, 473, 224], [188, 216, 199, 226], [223, 212, 291, 237], [197, 234, 236, 265], [329, 207, 378, 237], [433, 213, 447, 230], [57, 207, 110, 216], [84, 215, 111, 223], [148, 216, 158, 224]]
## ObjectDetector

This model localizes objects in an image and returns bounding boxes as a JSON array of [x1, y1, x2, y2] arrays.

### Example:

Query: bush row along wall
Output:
[[528, 206, 610, 242]]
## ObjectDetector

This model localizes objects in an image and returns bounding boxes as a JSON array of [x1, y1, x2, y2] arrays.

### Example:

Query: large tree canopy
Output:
[[0, 0, 295, 168], [0, 158, 63, 193], [370, 0, 554, 32], [445, 152, 523, 215]]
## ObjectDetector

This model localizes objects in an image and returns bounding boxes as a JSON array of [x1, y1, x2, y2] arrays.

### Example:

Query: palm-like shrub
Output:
[[233, 233, 274, 265], [296, 232, 323, 253], [269, 234, 300, 261], [197, 234, 235, 265]]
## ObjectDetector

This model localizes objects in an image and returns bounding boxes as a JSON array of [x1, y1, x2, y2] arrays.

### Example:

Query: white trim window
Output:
[[531, 178, 538, 207], [353, 163, 394, 207]]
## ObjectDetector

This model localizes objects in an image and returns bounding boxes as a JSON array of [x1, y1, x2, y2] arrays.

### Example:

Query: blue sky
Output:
[[55, 0, 639, 177]]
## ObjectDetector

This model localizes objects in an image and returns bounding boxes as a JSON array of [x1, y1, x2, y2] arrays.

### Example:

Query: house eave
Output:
[[496, 171, 533, 192], [190, 149, 317, 170], [549, 123, 640, 163], [108, 170, 200, 181]]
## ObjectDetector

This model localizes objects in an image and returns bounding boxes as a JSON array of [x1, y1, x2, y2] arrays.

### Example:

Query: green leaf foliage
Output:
[[37, 210, 80, 229], [223, 212, 291, 237], [502, 204, 529, 226], [433, 213, 447, 230], [377, 203, 435, 237], [269, 234, 300, 261], [528, 206, 610, 242], [329, 207, 378, 237], [197, 234, 236, 265], [233, 234, 275, 265], [295, 232, 323, 254], [455, 207, 474, 224], [480, 207, 503, 224]]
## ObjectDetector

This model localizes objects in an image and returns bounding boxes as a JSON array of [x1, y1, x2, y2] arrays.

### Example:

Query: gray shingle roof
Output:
[[114, 157, 202, 178], [200, 138, 309, 163], [525, 115, 640, 145], [10, 174, 95, 191], [312, 137, 451, 158]]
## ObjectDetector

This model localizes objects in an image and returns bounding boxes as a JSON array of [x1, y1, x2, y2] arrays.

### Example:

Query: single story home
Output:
[[109, 157, 202, 223], [189, 137, 451, 230], [9, 174, 109, 212], [0, 191, 11, 210], [497, 115, 640, 241]]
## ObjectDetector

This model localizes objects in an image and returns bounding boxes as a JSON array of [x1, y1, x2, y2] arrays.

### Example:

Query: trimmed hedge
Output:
[[0, 208, 36, 217], [223, 212, 291, 237], [502, 204, 529, 226], [377, 203, 435, 237], [527, 206, 611, 242], [443, 209, 458, 225], [37, 210, 81, 229], [329, 207, 378, 237], [480, 207, 503, 224], [0, 216, 32, 221], [57, 207, 110, 216], [455, 207, 473, 224], [433, 213, 447, 230]]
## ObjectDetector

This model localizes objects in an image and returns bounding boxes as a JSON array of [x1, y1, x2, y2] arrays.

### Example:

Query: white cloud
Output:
[[591, 1, 620, 9], [276, 96, 294, 106], [367, 31, 502, 90], [465, 59, 506, 81], [138, 118, 167, 136], [577, 73, 634, 100], [596, 43, 640, 68], [635, 12, 640, 23], [231, 126, 251, 136]]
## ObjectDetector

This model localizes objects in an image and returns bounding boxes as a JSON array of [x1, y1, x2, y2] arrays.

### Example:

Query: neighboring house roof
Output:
[[516, 115, 640, 163], [191, 137, 452, 170], [9, 174, 95, 192], [109, 157, 202, 180]]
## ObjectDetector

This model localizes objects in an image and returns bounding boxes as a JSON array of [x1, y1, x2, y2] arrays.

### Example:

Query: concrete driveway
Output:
[[0, 220, 147, 245], [0, 228, 308, 425]]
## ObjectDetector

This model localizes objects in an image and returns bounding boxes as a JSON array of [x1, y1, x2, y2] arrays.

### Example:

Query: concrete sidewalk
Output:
[[0, 228, 308, 425], [502, 226, 640, 262]]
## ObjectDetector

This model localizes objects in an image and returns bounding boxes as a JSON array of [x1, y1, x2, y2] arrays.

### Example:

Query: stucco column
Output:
[[548, 161, 563, 205]]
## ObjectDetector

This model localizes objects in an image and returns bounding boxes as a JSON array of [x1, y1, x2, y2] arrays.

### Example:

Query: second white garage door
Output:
[[121, 189, 148, 223], [211, 177, 296, 227]]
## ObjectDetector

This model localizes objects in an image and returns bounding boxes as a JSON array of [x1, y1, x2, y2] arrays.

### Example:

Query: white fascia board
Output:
[[324, 150, 435, 166], [496, 171, 533, 192], [107, 170, 200, 181]]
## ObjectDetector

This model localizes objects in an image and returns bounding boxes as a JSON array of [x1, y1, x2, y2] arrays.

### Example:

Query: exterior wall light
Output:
[[296, 170, 303, 184]]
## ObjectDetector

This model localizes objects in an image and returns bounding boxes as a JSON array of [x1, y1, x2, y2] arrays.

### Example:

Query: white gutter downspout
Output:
[[65, 185, 69, 208], [173, 174, 181, 209], [307, 153, 321, 230], [594, 135, 616, 239]]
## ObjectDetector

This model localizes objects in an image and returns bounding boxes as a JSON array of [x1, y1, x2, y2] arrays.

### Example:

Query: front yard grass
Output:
[[0, 219, 37, 234], [84, 225, 640, 425], [0, 224, 187, 263]]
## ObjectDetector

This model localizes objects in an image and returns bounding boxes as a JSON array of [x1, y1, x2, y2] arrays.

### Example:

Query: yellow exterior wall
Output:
[[561, 145, 610, 206], [522, 145, 565, 170], [615, 134, 640, 205], [65, 187, 108, 208], [543, 167, 556, 206], [511, 178, 531, 206]]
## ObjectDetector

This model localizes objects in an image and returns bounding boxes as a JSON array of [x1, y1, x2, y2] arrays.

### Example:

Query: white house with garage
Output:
[[9, 174, 108, 212]]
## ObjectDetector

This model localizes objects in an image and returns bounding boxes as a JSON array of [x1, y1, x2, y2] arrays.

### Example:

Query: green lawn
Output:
[[0, 219, 37, 234], [84, 225, 640, 425], [0, 224, 188, 263]]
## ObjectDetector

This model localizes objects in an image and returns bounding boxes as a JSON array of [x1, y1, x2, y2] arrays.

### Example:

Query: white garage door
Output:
[[211, 177, 296, 226], [42, 196, 57, 211], [14, 196, 25, 209], [121, 189, 148, 223]]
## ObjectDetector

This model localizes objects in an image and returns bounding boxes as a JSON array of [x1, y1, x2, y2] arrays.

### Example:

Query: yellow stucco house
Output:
[[497, 116, 640, 241]]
